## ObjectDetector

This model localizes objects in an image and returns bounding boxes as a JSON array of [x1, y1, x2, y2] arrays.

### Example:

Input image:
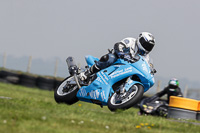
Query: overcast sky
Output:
[[0, 0, 200, 83]]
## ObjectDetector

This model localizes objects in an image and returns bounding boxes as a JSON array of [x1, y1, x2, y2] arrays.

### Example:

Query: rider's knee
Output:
[[100, 54, 109, 62]]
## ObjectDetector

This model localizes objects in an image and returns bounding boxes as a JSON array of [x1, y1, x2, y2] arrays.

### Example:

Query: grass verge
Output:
[[0, 82, 200, 133]]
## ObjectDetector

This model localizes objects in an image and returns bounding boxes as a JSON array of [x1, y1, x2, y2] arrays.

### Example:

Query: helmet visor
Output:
[[139, 37, 154, 52]]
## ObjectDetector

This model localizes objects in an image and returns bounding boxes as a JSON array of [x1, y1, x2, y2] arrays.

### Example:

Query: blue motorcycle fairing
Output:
[[110, 57, 154, 91], [85, 55, 99, 67], [130, 57, 155, 90], [108, 64, 153, 92], [77, 55, 155, 105], [114, 57, 152, 81], [77, 70, 114, 105]]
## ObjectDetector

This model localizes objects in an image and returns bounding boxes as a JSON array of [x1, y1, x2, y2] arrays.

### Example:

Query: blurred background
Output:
[[0, 0, 200, 99]]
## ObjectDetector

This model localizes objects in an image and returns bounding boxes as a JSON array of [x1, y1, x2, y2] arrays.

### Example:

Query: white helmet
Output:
[[137, 32, 155, 55]]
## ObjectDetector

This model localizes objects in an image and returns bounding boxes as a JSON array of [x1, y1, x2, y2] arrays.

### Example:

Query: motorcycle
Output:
[[54, 53, 155, 111], [138, 95, 168, 117]]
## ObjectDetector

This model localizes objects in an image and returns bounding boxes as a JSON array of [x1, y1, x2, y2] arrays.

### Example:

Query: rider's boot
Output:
[[79, 64, 100, 81]]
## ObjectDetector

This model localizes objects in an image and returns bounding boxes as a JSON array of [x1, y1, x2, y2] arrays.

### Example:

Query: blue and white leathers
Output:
[[76, 55, 155, 105]]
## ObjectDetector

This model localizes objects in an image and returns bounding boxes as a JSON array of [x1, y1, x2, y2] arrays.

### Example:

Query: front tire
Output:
[[54, 76, 79, 105], [108, 84, 144, 111]]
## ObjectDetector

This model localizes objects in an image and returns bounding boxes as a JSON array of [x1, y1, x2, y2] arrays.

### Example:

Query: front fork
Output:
[[119, 77, 131, 94], [74, 74, 81, 89], [119, 77, 143, 93]]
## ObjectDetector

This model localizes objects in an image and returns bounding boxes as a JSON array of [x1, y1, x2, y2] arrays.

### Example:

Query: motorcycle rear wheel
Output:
[[108, 84, 144, 111], [54, 76, 79, 105]]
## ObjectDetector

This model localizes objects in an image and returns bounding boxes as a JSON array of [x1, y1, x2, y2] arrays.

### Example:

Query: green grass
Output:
[[0, 82, 200, 133]]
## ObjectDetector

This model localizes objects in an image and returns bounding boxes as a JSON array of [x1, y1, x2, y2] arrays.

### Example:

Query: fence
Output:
[[0, 53, 200, 99]]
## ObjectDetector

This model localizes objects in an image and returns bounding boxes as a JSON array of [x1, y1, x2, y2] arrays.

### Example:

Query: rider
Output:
[[79, 32, 156, 81], [138, 78, 183, 116], [153, 78, 183, 103]]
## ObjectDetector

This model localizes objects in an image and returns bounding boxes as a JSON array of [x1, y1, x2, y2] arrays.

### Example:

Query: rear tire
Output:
[[54, 76, 79, 105], [108, 84, 144, 111]]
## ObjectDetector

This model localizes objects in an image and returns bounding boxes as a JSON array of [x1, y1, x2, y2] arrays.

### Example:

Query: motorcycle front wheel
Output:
[[54, 76, 79, 105], [108, 84, 144, 111]]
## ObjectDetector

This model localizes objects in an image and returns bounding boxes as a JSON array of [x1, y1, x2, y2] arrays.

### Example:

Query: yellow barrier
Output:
[[169, 96, 200, 111]]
